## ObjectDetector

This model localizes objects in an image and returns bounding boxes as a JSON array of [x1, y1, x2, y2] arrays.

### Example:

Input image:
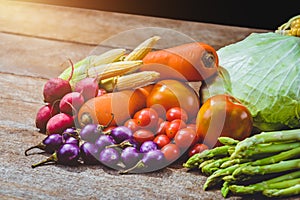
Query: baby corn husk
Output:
[[59, 48, 126, 86], [100, 71, 160, 92], [87, 60, 143, 80], [123, 36, 160, 61]]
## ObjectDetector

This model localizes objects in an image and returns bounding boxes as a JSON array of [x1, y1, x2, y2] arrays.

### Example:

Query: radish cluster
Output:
[[35, 61, 105, 135]]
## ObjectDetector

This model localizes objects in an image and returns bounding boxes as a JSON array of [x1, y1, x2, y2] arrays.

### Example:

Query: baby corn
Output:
[[124, 36, 160, 61], [87, 60, 143, 80], [59, 48, 126, 86], [100, 71, 160, 92]]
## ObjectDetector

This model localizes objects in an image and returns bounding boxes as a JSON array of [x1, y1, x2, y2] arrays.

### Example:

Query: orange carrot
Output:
[[77, 89, 147, 127], [141, 42, 219, 81]]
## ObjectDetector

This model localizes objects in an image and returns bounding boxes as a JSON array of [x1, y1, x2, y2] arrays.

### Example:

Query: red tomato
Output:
[[166, 107, 188, 122], [161, 143, 181, 163], [153, 134, 170, 149], [134, 108, 159, 130], [156, 120, 170, 135], [174, 128, 197, 149], [146, 80, 200, 120], [196, 94, 253, 148], [165, 119, 187, 139], [188, 143, 209, 157], [124, 118, 139, 132], [133, 129, 155, 144]]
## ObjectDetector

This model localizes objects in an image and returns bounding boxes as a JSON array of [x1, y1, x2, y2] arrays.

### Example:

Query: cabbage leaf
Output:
[[215, 32, 300, 131]]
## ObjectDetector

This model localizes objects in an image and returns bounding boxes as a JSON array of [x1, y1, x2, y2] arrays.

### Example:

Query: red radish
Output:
[[35, 104, 59, 133], [46, 113, 74, 135], [43, 59, 74, 104], [59, 92, 85, 115], [75, 77, 99, 101]]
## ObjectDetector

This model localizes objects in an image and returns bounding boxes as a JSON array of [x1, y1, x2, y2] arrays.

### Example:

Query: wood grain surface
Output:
[[1, 1, 297, 199]]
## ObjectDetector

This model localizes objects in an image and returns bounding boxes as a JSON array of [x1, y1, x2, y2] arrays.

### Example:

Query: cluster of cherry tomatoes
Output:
[[122, 106, 208, 163]]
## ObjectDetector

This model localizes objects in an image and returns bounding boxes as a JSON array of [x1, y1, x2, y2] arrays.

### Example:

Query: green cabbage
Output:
[[214, 32, 300, 131]]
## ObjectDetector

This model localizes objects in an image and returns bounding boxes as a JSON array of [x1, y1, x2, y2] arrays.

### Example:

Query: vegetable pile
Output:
[[183, 129, 300, 198], [26, 36, 219, 173]]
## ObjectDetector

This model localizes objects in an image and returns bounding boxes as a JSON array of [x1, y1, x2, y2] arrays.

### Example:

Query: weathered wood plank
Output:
[[0, 0, 268, 50], [0, 33, 97, 78]]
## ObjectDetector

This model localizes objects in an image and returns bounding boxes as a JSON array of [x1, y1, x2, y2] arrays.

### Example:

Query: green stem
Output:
[[231, 129, 300, 159], [183, 145, 230, 169], [242, 142, 300, 158], [218, 137, 239, 146], [31, 153, 57, 168], [201, 157, 230, 175], [251, 146, 300, 166], [221, 181, 230, 198], [263, 184, 300, 198], [233, 159, 300, 177], [228, 171, 300, 195], [25, 143, 46, 156]]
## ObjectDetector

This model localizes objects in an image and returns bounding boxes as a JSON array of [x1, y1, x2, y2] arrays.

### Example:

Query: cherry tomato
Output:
[[156, 120, 170, 135], [165, 119, 186, 139], [188, 143, 209, 157], [166, 107, 188, 122], [147, 79, 200, 120], [174, 128, 197, 149], [196, 94, 253, 148], [133, 129, 155, 144], [153, 134, 170, 149], [134, 108, 159, 130], [124, 118, 139, 132], [161, 143, 181, 163], [186, 123, 196, 131]]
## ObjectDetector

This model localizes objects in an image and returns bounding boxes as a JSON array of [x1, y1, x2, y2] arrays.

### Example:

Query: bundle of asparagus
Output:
[[183, 129, 300, 198]]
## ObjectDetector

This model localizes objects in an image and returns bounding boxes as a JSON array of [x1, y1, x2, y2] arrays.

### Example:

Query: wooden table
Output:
[[1, 1, 291, 199]]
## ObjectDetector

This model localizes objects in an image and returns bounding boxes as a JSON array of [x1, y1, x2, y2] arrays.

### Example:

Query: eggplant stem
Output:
[[31, 153, 57, 168]]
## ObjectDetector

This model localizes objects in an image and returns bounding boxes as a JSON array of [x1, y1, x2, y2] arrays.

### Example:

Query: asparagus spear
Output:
[[242, 142, 300, 158], [233, 159, 300, 177], [199, 159, 217, 169], [183, 145, 230, 169], [218, 137, 239, 146], [203, 164, 248, 190], [250, 146, 300, 166], [201, 157, 230, 175], [231, 129, 300, 159], [221, 158, 251, 169], [263, 184, 300, 198], [221, 181, 230, 198], [229, 171, 300, 195]]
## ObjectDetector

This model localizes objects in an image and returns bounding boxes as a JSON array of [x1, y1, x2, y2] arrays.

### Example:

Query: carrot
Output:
[[77, 89, 147, 127], [141, 42, 219, 81]]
